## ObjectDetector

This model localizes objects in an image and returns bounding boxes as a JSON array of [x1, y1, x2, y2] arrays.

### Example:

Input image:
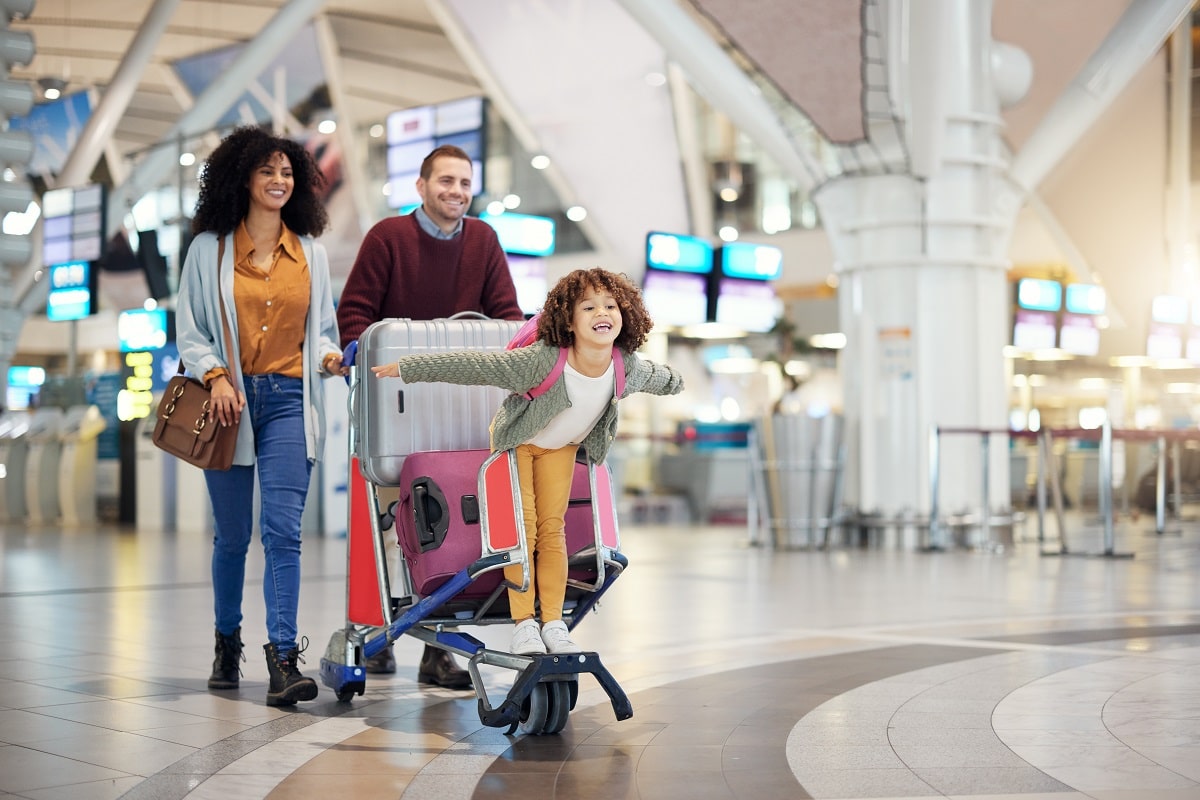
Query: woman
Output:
[[176, 126, 343, 707]]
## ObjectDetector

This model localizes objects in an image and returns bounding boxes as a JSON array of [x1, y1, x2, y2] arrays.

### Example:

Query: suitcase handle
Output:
[[412, 477, 449, 551]]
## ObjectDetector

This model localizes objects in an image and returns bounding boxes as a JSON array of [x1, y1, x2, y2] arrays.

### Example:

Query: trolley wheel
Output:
[[542, 680, 571, 735], [518, 683, 551, 735], [336, 682, 364, 703]]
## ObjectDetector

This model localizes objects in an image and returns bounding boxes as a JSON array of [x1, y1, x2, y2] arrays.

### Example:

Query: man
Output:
[[338, 144, 523, 687]]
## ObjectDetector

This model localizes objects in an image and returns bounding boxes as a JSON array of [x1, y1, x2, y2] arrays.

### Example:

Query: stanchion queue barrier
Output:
[[755, 413, 846, 550], [933, 422, 1200, 559], [1038, 424, 1200, 557], [928, 425, 1035, 553]]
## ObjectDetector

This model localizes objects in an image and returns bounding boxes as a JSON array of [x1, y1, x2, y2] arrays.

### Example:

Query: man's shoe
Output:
[[363, 643, 396, 674], [417, 645, 473, 689], [510, 619, 547, 655], [540, 620, 582, 654]]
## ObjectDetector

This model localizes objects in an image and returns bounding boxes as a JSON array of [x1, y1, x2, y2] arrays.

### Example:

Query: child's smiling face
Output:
[[569, 284, 622, 348]]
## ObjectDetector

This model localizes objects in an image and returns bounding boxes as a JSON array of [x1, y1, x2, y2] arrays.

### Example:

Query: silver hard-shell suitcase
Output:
[[354, 317, 523, 486]]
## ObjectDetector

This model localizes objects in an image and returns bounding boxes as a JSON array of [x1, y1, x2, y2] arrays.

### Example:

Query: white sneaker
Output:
[[511, 619, 546, 655], [540, 620, 582, 654]]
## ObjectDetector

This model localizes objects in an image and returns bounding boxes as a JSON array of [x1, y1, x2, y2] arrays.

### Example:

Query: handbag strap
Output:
[[179, 234, 235, 378], [216, 234, 235, 375]]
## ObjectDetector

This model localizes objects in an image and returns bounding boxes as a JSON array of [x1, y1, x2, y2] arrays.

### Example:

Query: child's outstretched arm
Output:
[[369, 362, 398, 379], [624, 352, 685, 397], [369, 347, 548, 394], [371, 362, 399, 378]]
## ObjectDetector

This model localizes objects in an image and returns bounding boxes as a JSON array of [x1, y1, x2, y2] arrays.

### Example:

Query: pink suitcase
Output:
[[395, 449, 596, 613]]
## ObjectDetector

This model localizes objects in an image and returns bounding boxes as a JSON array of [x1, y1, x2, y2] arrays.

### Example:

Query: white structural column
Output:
[[813, 0, 1013, 521]]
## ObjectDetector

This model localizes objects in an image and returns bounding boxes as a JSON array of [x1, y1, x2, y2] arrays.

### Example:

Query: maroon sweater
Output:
[[337, 213, 523, 347]]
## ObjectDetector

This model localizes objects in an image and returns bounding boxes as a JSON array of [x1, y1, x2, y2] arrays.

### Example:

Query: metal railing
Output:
[[930, 421, 1198, 558]]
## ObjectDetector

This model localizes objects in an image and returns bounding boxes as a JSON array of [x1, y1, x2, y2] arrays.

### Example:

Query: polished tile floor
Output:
[[1, 510, 1199, 800]]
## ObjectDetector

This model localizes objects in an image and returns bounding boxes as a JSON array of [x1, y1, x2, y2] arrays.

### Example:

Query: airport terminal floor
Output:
[[1, 512, 1199, 800]]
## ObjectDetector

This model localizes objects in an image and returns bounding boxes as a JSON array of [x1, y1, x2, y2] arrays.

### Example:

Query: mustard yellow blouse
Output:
[[202, 220, 311, 385]]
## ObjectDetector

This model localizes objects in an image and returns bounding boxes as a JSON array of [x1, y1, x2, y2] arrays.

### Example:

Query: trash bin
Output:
[[757, 412, 845, 549], [25, 407, 65, 524], [0, 411, 32, 522]]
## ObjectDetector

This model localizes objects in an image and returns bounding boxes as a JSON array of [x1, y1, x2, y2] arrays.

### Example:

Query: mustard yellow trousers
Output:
[[503, 443, 578, 622]]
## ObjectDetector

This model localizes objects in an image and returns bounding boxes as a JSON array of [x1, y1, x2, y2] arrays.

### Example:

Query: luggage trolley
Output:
[[319, 317, 633, 735]]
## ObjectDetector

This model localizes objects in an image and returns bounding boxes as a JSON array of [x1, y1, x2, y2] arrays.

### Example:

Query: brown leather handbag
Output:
[[152, 236, 239, 470]]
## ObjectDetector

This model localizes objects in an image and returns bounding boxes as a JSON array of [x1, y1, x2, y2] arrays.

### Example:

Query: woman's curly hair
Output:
[[191, 126, 329, 237], [537, 268, 655, 351]]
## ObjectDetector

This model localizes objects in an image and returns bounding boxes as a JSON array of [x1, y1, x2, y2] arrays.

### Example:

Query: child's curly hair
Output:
[[192, 125, 329, 237], [537, 268, 655, 351]]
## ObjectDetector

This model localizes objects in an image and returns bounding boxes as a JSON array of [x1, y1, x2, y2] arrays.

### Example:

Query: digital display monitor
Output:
[[1152, 294, 1189, 325], [435, 96, 484, 135], [46, 260, 96, 321], [645, 231, 713, 274], [42, 183, 106, 269], [1016, 278, 1062, 312], [8, 365, 45, 388], [1065, 283, 1105, 315], [712, 277, 781, 333], [387, 106, 435, 145], [1058, 313, 1100, 356], [118, 309, 174, 352], [1012, 309, 1057, 350], [480, 211, 555, 257], [642, 268, 708, 329], [719, 242, 782, 281], [1148, 323, 1184, 359]]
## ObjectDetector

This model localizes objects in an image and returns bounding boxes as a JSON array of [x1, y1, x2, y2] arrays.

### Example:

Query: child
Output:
[[373, 267, 684, 655]]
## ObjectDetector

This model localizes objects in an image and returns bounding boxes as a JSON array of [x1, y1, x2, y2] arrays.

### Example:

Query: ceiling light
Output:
[[718, 225, 738, 242], [530, 154, 550, 170], [502, 193, 520, 209], [37, 77, 65, 101], [369, 123, 384, 138], [317, 119, 337, 134], [566, 206, 586, 222]]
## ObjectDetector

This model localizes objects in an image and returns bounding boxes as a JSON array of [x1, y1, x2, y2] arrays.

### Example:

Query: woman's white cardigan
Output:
[[175, 230, 342, 466]]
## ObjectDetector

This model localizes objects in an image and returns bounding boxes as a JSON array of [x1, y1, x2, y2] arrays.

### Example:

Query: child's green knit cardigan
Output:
[[396, 341, 684, 463]]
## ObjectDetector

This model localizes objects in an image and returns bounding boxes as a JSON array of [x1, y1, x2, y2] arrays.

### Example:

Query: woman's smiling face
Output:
[[247, 151, 294, 213]]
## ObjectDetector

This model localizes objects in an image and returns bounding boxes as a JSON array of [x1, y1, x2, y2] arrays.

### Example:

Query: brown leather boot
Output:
[[417, 645, 472, 689], [363, 643, 396, 674]]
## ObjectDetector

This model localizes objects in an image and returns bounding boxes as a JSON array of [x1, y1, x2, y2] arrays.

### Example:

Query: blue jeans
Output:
[[205, 374, 312, 651]]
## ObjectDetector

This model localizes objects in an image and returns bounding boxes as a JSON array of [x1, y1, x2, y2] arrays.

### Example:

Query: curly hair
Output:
[[537, 268, 655, 351], [191, 126, 329, 237]]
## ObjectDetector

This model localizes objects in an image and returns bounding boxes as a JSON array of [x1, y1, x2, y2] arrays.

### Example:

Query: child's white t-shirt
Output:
[[528, 360, 615, 450]]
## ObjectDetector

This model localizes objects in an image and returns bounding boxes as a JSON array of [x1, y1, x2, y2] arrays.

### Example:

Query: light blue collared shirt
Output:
[[415, 205, 463, 240]]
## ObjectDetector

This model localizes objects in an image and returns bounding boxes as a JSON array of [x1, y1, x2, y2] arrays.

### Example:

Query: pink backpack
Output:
[[506, 312, 625, 400]]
